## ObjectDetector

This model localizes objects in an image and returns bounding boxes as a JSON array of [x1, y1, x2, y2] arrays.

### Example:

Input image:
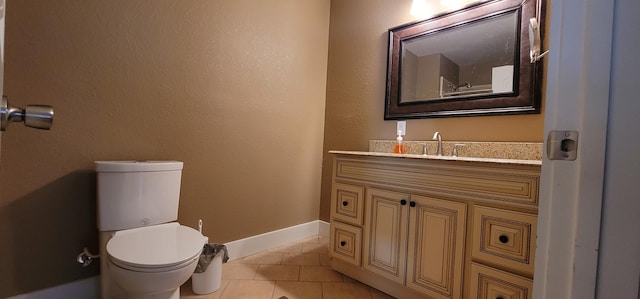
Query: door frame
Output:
[[0, 0, 5, 154]]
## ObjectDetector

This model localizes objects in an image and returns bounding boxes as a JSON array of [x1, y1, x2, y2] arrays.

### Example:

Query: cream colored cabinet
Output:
[[358, 188, 467, 299], [362, 188, 409, 284], [329, 154, 540, 299], [467, 205, 537, 298], [472, 206, 537, 275], [406, 194, 466, 299], [331, 183, 364, 226], [329, 221, 362, 266], [329, 182, 366, 267], [468, 262, 533, 299]]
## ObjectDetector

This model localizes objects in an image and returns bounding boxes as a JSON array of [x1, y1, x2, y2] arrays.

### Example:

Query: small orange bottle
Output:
[[393, 130, 405, 154]]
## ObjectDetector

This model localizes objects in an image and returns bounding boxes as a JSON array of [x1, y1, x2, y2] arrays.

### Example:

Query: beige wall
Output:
[[0, 0, 330, 297], [320, 0, 546, 221]]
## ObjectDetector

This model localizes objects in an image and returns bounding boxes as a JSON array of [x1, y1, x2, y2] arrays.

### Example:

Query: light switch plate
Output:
[[397, 121, 406, 136]]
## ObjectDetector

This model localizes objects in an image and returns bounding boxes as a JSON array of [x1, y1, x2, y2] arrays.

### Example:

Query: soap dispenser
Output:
[[394, 130, 406, 154]]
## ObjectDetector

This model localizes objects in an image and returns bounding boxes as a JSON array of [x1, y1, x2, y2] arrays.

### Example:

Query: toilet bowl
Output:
[[105, 222, 205, 298]]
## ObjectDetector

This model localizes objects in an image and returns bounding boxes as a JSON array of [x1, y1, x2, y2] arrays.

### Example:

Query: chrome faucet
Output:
[[432, 131, 443, 156], [452, 143, 465, 157]]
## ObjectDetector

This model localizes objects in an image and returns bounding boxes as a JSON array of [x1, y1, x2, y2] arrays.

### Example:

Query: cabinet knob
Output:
[[342, 201, 348, 206], [496, 297, 504, 299], [499, 235, 509, 244], [409, 201, 416, 207], [400, 199, 407, 205], [340, 241, 346, 246]]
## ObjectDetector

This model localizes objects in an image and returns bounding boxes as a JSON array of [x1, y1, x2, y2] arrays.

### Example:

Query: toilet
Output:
[[96, 161, 205, 299]]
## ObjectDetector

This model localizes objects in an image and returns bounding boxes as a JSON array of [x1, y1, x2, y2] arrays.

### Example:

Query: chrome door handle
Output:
[[1, 96, 54, 131]]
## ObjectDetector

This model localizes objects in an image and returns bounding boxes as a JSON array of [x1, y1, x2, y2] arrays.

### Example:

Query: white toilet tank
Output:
[[96, 161, 184, 231]]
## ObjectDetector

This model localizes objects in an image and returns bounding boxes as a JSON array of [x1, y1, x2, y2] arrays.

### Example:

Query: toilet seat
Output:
[[107, 222, 205, 273]]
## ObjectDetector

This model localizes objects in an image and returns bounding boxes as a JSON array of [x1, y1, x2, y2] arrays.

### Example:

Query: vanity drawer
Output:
[[329, 221, 362, 266], [331, 183, 365, 226], [472, 206, 537, 275], [468, 262, 533, 299]]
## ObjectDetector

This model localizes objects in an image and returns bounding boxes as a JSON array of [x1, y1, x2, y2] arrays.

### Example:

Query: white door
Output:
[[534, 0, 640, 298], [533, 0, 613, 297], [534, 0, 613, 297], [594, 0, 640, 297]]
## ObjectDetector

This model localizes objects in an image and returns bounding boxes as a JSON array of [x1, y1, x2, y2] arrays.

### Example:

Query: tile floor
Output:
[[180, 235, 396, 299]]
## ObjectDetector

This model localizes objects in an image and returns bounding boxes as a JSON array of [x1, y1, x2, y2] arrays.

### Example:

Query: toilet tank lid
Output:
[[95, 161, 183, 172]]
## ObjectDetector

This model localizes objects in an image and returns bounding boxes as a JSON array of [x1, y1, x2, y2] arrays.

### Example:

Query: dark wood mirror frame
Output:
[[384, 0, 544, 119]]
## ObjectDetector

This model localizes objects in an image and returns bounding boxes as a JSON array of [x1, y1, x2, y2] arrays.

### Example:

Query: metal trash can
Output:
[[192, 243, 229, 295]]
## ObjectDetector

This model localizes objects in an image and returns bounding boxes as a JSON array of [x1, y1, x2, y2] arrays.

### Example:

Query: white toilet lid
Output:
[[107, 222, 205, 269]]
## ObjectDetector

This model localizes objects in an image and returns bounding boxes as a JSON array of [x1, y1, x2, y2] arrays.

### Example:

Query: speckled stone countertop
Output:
[[329, 140, 543, 166]]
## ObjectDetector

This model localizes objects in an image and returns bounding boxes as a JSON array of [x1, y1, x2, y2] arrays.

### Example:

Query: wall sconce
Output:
[[440, 0, 462, 9], [410, 0, 431, 17], [411, 0, 484, 18]]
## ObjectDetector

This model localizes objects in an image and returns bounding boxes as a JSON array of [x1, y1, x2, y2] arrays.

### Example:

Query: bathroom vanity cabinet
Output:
[[329, 153, 541, 299]]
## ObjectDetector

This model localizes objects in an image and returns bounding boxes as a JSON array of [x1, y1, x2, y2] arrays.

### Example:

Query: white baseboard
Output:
[[318, 219, 330, 238], [7, 220, 330, 298], [224, 220, 329, 261]]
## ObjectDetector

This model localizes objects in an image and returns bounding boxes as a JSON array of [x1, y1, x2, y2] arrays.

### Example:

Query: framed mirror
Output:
[[385, 0, 544, 119]]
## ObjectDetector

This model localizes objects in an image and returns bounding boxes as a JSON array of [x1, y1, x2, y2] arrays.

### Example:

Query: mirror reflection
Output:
[[400, 11, 518, 103]]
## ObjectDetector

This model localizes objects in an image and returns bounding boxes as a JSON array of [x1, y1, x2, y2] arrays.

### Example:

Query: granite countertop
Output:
[[329, 150, 542, 166]]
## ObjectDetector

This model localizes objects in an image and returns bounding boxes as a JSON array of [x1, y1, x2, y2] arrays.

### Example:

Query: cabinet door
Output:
[[363, 188, 409, 284], [407, 195, 467, 299]]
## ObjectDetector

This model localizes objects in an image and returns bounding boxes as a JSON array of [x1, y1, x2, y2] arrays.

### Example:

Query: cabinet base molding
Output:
[[331, 258, 433, 299]]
